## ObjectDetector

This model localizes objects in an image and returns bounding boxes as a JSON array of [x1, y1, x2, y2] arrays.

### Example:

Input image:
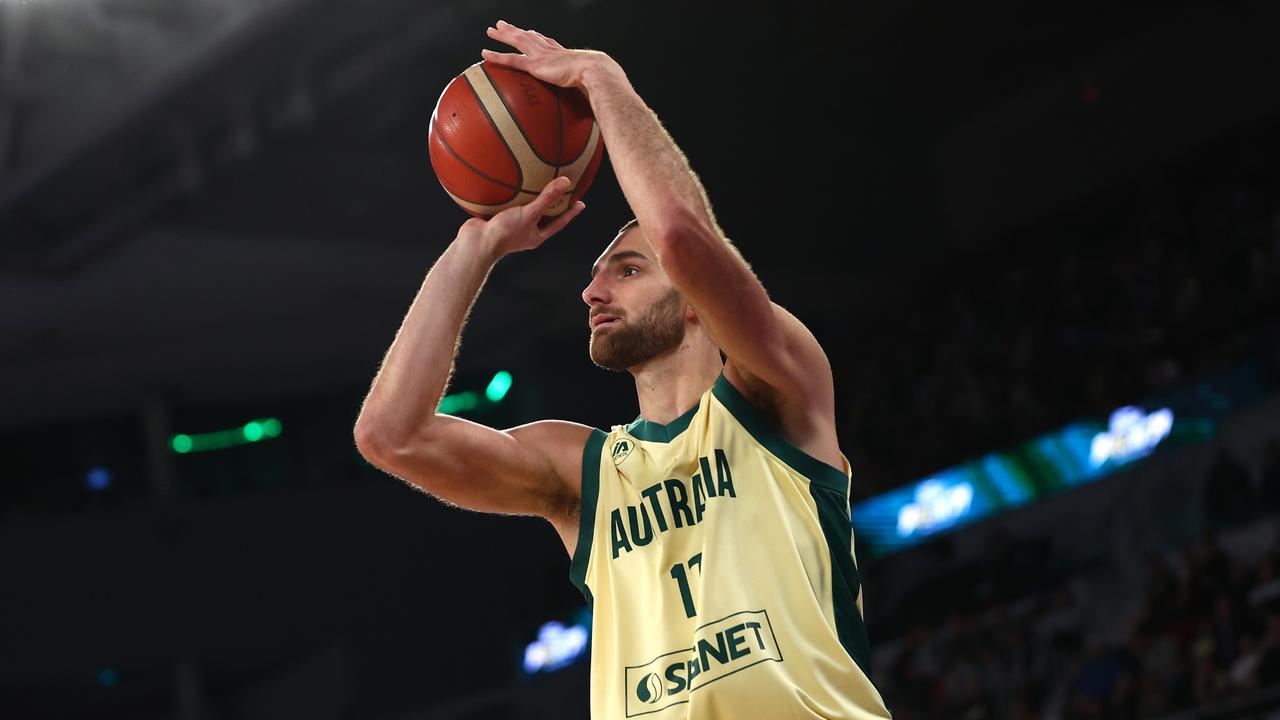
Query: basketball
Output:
[[429, 61, 605, 218]]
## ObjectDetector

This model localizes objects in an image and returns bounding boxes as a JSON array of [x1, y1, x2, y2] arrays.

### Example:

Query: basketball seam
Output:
[[554, 88, 563, 176], [461, 72, 525, 199], [432, 116, 523, 204], [559, 124, 597, 167], [481, 63, 562, 170], [563, 126, 596, 166]]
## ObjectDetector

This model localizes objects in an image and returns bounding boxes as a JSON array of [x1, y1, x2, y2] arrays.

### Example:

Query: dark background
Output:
[[3, 0, 1280, 718]]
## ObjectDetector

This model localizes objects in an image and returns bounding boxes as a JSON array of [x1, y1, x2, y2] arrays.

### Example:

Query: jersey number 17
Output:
[[669, 553, 703, 618]]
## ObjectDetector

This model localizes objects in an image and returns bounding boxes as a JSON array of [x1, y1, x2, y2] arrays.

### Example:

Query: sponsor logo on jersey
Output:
[[622, 609, 783, 717], [612, 439, 634, 465], [609, 449, 737, 559]]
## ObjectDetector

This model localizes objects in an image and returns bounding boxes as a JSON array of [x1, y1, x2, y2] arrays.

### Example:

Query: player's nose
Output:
[[582, 275, 610, 306]]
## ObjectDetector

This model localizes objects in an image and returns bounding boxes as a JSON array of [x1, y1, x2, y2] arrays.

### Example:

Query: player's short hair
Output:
[[616, 218, 640, 238]]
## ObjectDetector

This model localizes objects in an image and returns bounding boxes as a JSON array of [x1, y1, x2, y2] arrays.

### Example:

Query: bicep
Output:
[[361, 416, 592, 521]]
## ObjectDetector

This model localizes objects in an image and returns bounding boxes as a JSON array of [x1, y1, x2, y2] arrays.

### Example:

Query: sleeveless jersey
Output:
[[570, 371, 892, 719]]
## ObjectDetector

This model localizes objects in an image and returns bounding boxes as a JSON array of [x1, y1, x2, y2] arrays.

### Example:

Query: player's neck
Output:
[[629, 337, 723, 426]]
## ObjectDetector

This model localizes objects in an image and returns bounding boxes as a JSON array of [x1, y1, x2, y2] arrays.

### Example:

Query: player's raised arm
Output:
[[482, 21, 831, 409], [353, 178, 591, 541]]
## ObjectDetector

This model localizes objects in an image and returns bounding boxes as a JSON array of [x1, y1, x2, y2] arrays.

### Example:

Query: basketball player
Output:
[[354, 21, 893, 719]]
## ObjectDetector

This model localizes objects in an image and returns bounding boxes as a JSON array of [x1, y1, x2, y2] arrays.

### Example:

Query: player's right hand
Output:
[[482, 21, 622, 90], [458, 176, 586, 257]]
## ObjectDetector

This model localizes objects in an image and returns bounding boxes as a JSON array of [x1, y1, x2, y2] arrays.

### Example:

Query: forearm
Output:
[[580, 63, 720, 243], [355, 232, 502, 449]]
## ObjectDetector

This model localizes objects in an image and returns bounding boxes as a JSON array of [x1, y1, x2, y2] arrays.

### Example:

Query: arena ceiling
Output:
[[0, 0, 1268, 428]]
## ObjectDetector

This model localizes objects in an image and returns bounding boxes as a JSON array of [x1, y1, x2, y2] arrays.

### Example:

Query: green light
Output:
[[243, 421, 264, 442], [169, 417, 283, 454], [437, 373, 513, 416], [439, 391, 481, 414], [437, 394, 457, 413], [486, 371, 513, 402]]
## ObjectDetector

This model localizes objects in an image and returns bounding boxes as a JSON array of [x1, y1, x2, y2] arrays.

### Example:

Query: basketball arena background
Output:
[[3, 0, 1280, 718]]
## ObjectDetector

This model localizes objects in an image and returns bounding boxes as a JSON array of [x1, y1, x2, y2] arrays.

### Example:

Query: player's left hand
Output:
[[482, 20, 623, 89], [457, 176, 586, 258]]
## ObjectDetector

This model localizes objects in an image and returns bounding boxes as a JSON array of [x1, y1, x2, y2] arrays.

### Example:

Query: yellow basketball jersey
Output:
[[570, 371, 893, 719]]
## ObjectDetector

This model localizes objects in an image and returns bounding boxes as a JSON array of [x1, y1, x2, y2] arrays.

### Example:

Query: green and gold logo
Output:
[[611, 439, 634, 465]]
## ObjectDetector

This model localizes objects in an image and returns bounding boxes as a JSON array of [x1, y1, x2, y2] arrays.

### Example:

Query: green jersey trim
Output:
[[626, 401, 701, 442], [810, 482, 885, 704], [709, 371, 850, 495], [570, 428, 608, 605]]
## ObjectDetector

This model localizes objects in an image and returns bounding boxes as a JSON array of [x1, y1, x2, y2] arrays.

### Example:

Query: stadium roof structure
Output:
[[1, 0, 1276, 431]]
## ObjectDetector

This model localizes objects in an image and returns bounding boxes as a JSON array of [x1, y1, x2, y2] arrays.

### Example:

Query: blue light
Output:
[[1089, 406, 1173, 467], [86, 467, 112, 491], [97, 667, 118, 687], [523, 619, 590, 674], [855, 405, 1181, 555], [851, 361, 1265, 556], [896, 479, 974, 537]]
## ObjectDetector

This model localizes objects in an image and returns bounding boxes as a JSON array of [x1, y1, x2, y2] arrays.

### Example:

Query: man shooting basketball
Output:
[[354, 21, 893, 720]]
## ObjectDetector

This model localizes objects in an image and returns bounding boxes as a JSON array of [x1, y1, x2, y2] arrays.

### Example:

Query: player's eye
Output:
[[622, 266, 639, 277]]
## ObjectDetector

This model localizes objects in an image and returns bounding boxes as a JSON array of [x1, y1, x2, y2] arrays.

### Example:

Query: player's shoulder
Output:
[[722, 355, 844, 473], [721, 358, 831, 420]]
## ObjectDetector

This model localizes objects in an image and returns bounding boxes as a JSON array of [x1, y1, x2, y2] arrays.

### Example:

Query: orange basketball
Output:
[[428, 61, 605, 218]]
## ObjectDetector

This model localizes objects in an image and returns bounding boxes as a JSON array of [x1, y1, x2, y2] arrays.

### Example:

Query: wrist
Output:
[[579, 54, 629, 95], [455, 222, 506, 265]]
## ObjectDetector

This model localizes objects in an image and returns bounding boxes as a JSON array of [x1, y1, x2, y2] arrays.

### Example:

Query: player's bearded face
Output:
[[589, 288, 685, 371]]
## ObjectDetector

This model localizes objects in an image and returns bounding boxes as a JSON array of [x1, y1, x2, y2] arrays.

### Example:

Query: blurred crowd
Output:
[[838, 129, 1280, 495], [871, 440, 1280, 719], [1205, 438, 1280, 533]]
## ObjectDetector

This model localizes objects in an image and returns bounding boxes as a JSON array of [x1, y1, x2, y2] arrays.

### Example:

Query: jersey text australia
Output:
[[570, 372, 893, 719]]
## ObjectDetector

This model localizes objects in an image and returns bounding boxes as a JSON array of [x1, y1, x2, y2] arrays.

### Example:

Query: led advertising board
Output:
[[850, 362, 1264, 555]]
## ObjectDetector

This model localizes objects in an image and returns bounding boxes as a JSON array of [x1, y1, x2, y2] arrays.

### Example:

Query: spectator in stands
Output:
[[1210, 593, 1241, 672], [862, 130, 1280, 714], [1065, 635, 1123, 719], [1135, 621, 1181, 706], [1204, 444, 1257, 531], [1260, 437, 1280, 513], [1184, 534, 1233, 616], [1036, 586, 1084, 649], [836, 131, 1280, 495], [1140, 550, 1179, 629], [1230, 633, 1263, 691], [875, 517, 1280, 717], [1250, 556, 1280, 613], [1254, 612, 1280, 688], [1190, 634, 1229, 706]]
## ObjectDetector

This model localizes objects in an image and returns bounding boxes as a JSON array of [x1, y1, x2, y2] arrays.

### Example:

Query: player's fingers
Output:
[[540, 201, 586, 240], [480, 48, 528, 70], [528, 30, 561, 50], [484, 25, 523, 50], [488, 21, 538, 54], [524, 176, 572, 217]]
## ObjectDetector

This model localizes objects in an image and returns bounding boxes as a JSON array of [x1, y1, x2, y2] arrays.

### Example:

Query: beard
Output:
[[589, 289, 686, 372]]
